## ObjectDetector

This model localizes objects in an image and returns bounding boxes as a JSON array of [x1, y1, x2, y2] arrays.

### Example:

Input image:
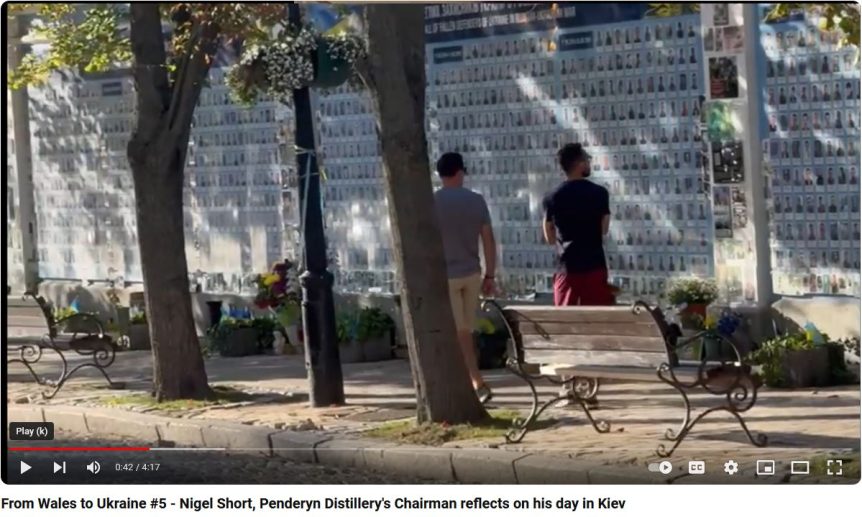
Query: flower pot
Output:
[[679, 304, 708, 331], [114, 306, 131, 335], [128, 323, 151, 351], [475, 333, 508, 370], [339, 340, 364, 363], [283, 324, 302, 354], [780, 347, 830, 388], [361, 334, 392, 362], [702, 335, 736, 361], [310, 40, 352, 88], [218, 327, 260, 357], [681, 303, 708, 318]]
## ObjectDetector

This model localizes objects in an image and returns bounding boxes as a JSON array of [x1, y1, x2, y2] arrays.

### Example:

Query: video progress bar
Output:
[[8, 447, 226, 452]]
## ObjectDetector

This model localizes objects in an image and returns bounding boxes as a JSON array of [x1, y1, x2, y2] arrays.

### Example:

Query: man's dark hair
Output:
[[436, 152, 465, 177], [557, 143, 589, 174]]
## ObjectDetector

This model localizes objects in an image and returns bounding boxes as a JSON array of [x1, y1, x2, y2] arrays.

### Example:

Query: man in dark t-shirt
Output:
[[542, 143, 613, 306]]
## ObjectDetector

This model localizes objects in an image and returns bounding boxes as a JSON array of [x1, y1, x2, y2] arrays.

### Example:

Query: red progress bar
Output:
[[9, 447, 150, 452]]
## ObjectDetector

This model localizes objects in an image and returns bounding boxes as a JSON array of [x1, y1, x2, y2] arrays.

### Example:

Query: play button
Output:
[[20, 461, 32, 474]]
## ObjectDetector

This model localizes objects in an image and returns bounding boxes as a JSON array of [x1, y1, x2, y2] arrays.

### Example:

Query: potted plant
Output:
[[474, 318, 509, 370], [53, 304, 95, 334], [336, 307, 394, 363], [747, 324, 851, 388], [206, 316, 266, 358], [700, 311, 742, 361], [666, 278, 719, 326], [254, 259, 303, 354], [128, 307, 150, 350]]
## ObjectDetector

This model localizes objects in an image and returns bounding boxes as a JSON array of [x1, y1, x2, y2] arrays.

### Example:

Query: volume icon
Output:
[[86, 461, 101, 474]]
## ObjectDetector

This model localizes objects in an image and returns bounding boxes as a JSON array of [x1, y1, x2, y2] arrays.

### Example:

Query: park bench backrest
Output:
[[6, 296, 54, 338], [503, 305, 675, 368]]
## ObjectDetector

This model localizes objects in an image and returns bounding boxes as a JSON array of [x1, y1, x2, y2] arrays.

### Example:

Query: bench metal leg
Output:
[[10, 337, 124, 400], [505, 358, 610, 444], [8, 343, 51, 386], [656, 363, 767, 457]]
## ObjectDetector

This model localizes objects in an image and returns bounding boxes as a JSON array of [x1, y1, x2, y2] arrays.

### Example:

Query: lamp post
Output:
[[288, 2, 345, 407]]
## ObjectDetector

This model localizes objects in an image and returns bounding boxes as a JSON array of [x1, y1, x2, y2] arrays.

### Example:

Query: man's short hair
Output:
[[557, 143, 589, 174], [436, 152, 465, 177]]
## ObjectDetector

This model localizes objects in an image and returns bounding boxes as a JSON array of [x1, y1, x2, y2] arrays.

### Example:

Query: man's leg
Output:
[[553, 272, 578, 405], [578, 268, 614, 306], [449, 276, 484, 390], [553, 272, 576, 306]]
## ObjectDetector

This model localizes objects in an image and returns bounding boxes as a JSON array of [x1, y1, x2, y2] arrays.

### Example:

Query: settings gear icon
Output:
[[723, 460, 740, 475]]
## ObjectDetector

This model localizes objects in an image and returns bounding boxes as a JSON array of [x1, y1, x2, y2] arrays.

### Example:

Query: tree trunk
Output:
[[127, 4, 212, 400], [363, 5, 487, 423], [130, 149, 210, 400]]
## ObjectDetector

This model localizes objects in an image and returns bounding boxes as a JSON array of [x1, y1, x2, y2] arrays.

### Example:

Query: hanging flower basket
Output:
[[310, 33, 365, 88], [226, 26, 366, 104]]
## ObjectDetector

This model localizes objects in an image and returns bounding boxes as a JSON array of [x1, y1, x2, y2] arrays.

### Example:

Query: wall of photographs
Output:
[[315, 85, 399, 294], [425, 4, 710, 301], [759, 8, 862, 298]]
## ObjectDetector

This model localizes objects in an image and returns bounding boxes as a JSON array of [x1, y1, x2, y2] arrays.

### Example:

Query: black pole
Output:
[[289, 2, 345, 406]]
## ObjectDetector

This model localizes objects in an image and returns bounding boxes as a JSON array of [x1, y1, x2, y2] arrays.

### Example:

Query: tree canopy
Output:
[[8, 3, 288, 89]]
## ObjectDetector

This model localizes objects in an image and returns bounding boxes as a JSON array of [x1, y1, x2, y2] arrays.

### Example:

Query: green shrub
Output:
[[335, 307, 394, 345]]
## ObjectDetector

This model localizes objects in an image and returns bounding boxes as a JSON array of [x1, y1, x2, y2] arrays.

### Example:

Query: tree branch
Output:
[[128, 3, 171, 147], [166, 20, 219, 139]]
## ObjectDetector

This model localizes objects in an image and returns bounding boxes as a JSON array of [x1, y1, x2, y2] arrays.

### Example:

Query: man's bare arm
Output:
[[480, 223, 497, 277], [543, 219, 557, 245], [601, 214, 610, 236]]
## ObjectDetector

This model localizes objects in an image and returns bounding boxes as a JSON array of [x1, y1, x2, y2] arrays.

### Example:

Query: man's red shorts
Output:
[[553, 268, 614, 306]]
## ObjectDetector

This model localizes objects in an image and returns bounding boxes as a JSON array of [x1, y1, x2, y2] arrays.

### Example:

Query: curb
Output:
[[9, 404, 654, 484]]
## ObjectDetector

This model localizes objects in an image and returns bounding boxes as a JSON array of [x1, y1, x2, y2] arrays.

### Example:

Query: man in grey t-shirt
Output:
[[434, 152, 497, 404]]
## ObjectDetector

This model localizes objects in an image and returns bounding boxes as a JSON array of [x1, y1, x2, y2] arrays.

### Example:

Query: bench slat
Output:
[[8, 315, 51, 326], [521, 334, 668, 353], [539, 364, 698, 383], [505, 306, 656, 325], [524, 349, 668, 369], [7, 305, 48, 317], [516, 320, 660, 337]]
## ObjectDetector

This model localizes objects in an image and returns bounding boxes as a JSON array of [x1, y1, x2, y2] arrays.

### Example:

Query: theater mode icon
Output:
[[791, 461, 810, 475]]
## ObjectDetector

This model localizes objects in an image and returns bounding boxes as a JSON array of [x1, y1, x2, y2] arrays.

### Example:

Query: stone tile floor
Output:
[[7, 351, 860, 471]]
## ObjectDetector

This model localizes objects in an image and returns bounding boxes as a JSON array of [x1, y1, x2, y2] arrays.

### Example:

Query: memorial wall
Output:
[[9, 3, 859, 310], [758, 6, 861, 298]]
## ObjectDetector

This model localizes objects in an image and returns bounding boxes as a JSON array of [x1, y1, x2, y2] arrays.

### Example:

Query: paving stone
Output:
[[200, 421, 272, 455], [381, 447, 456, 482], [42, 406, 90, 435], [84, 407, 161, 442], [156, 420, 206, 447], [513, 454, 590, 484], [451, 450, 528, 483], [8, 404, 45, 424], [270, 430, 330, 463], [315, 439, 384, 469]]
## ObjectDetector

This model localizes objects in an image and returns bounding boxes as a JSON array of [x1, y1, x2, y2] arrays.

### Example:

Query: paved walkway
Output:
[[7, 351, 860, 470]]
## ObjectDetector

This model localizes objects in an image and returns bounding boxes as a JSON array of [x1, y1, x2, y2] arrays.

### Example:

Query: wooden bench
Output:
[[7, 293, 124, 399], [483, 300, 767, 457]]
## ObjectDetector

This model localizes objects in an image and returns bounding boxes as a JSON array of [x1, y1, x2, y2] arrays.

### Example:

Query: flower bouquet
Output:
[[254, 260, 302, 352]]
